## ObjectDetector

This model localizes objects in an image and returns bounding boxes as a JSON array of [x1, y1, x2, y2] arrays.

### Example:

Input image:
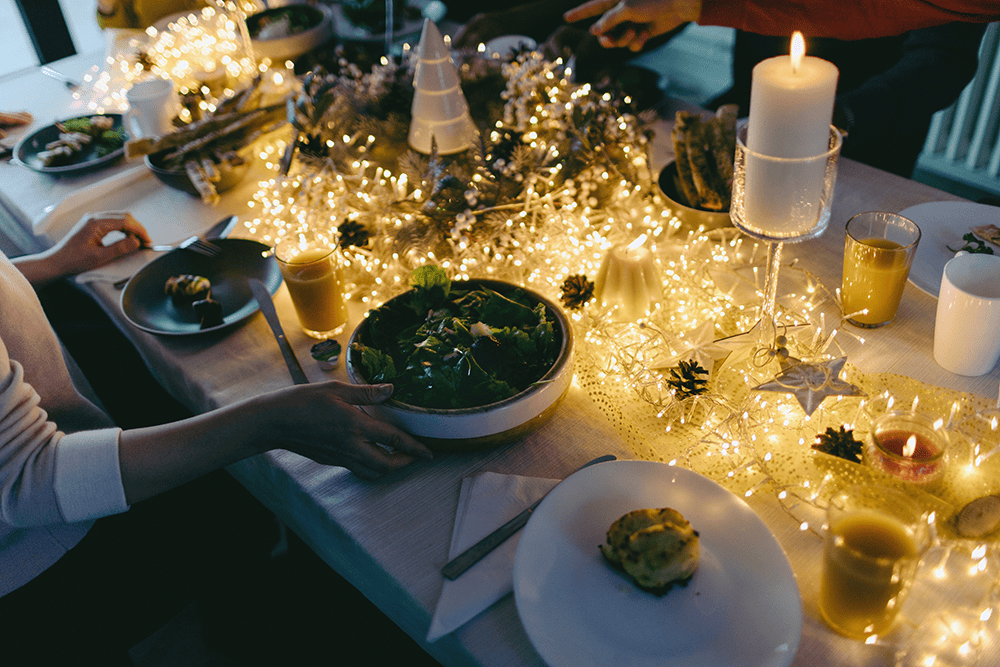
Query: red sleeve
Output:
[[699, 0, 999, 40]]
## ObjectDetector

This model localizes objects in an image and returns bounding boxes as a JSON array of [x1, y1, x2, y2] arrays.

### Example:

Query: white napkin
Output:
[[427, 471, 558, 642]]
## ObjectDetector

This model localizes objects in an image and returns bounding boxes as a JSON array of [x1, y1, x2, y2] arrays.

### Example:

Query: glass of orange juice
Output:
[[841, 212, 921, 328], [819, 485, 930, 640], [274, 230, 348, 339]]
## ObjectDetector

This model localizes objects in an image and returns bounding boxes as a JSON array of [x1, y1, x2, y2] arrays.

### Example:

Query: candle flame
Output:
[[790, 32, 805, 72], [627, 234, 648, 251], [902, 435, 917, 458]]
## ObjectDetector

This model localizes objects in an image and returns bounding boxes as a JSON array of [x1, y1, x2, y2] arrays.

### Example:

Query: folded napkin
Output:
[[74, 250, 152, 286], [427, 471, 558, 642]]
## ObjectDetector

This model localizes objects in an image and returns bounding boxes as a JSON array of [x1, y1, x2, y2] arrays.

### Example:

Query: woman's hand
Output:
[[52, 211, 151, 276], [14, 211, 151, 286], [119, 381, 434, 504], [270, 382, 434, 480], [564, 0, 701, 52]]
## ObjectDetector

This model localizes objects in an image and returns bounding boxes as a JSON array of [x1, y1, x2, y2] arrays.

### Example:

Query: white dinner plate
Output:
[[902, 201, 1000, 297], [513, 460, 801, 667]]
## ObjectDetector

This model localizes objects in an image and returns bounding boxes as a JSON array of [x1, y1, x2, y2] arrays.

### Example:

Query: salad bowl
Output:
[[346, 276, 573, 451]]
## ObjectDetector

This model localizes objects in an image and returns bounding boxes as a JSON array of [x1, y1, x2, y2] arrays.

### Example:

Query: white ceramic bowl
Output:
[[346, 279, 574, 451], [248, 3, 333, 63]]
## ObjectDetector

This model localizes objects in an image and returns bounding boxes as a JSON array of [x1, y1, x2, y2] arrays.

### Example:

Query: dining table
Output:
[[3, 46, 1000, 667]]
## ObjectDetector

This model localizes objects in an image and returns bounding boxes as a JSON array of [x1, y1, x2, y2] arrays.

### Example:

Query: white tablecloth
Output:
[[3, 54, 1000, 667]]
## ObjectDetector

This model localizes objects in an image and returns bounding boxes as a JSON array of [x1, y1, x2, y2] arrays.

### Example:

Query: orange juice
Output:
[[819, 509, 919, 638], [841, 237, 912, 326], [278, 247, 348, 338]]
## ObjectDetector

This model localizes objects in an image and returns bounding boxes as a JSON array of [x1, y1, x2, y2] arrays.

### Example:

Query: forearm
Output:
[[118, 395, 273, 504], [699, 0, 999, 40], [11, 250, 71, 288]]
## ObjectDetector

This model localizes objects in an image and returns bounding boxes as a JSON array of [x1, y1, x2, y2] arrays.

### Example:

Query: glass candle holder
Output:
[[863, 411, 948, 484], [274, 229, 348, 339], [731, 122, 843, 242], [841, 212, 921, 328], [820, 484, 930, 639]]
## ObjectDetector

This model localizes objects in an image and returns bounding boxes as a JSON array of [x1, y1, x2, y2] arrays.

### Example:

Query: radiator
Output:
[[917, 22, 1000, 196]]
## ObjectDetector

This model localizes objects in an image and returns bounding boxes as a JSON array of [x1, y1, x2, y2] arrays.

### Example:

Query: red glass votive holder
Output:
[[863, 411, 948, 484]]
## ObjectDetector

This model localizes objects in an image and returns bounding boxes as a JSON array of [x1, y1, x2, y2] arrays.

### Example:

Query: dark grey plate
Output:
[[121, 238, 282, 336], [14, 113, 127, 175]]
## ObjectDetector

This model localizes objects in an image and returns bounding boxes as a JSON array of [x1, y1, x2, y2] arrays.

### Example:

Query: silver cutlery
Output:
[[248, 278, 310, 385], [40, 66, 81, 92], [113, 216, 236, 288], [145, 235, 222, 257], [440, 454, 618, 580]]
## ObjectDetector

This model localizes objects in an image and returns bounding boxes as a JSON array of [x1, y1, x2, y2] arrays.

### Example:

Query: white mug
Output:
[[933, 252, 1000, 376], [125, 77, 179, 139]]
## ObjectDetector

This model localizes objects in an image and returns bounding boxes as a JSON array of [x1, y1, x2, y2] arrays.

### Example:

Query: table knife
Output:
[[441, 454, 617, 580], [248, 278, 310, 385]]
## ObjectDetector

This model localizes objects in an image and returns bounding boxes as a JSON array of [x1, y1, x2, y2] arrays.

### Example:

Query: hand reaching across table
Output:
[[564, 0, 700, 52], [12, 211, 150, 287]]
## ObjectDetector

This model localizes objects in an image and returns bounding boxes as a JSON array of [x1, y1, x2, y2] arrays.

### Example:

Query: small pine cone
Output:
[[338, 219, 371, 249], [667, 359, 709, 400], [560, 274, 595, 310]]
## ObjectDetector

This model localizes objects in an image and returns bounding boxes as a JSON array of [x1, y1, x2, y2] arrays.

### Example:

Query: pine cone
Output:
[[560, 274, 595, 310], [338, 219, 371, 249], [811, 426, 862, 463], [667, 360, 709, 399]]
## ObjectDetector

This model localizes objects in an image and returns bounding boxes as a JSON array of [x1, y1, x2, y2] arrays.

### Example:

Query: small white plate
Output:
[[902, 201, 1000, 297], [513, 460, 801, 667]]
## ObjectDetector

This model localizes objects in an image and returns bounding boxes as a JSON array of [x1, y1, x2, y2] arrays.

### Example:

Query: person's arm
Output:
[[698, 0, 999, 40], [565, 0, 999, 50], [12, 212, 150, 287], [118, 381, 433, 504]]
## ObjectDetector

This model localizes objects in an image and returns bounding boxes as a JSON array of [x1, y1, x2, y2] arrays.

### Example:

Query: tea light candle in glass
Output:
[[594, 235, 661, 321], [864, 411, 948, 484]]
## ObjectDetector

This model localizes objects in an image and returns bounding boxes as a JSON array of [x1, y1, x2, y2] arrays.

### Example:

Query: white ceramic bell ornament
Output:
[[408, 19, 475, 155]]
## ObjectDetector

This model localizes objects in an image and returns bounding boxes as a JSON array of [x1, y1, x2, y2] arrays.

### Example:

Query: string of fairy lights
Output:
[[71, 8, 1000, 658]]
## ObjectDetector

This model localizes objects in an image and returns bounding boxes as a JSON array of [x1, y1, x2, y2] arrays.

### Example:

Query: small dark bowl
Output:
[[145, 149, 253, 198], [247, 4, 333, 62], [658, 161, 732, 231], [346, 279, 574, 452]]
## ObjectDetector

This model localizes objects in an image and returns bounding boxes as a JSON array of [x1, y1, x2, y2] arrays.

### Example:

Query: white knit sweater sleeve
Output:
[[0, 340, 126, 527]]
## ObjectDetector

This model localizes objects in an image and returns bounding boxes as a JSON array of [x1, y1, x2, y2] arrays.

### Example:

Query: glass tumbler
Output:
[[274, 230, 348, 339], [841, 211, 921, 328]]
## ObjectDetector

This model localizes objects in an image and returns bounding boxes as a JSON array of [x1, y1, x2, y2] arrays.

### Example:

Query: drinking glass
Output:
[[841, 212, 921, 328], [819, 485, 930, 639], [274, 230, 348, 339]]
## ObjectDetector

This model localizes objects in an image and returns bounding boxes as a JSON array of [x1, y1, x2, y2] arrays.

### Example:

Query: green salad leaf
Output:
[[351, 268, 561, 409]]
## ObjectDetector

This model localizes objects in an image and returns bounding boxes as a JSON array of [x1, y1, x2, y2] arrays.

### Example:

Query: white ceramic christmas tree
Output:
[[408, 19, 474, 155]]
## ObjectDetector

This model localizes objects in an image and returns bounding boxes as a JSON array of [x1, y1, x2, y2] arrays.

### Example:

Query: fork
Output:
[[146, 235, 221, 257], [113, 236, 221, 289]]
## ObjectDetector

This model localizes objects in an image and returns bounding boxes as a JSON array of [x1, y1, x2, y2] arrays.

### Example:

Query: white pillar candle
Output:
[[743, 33, 839, 238], [595, 235, 661, 320]]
